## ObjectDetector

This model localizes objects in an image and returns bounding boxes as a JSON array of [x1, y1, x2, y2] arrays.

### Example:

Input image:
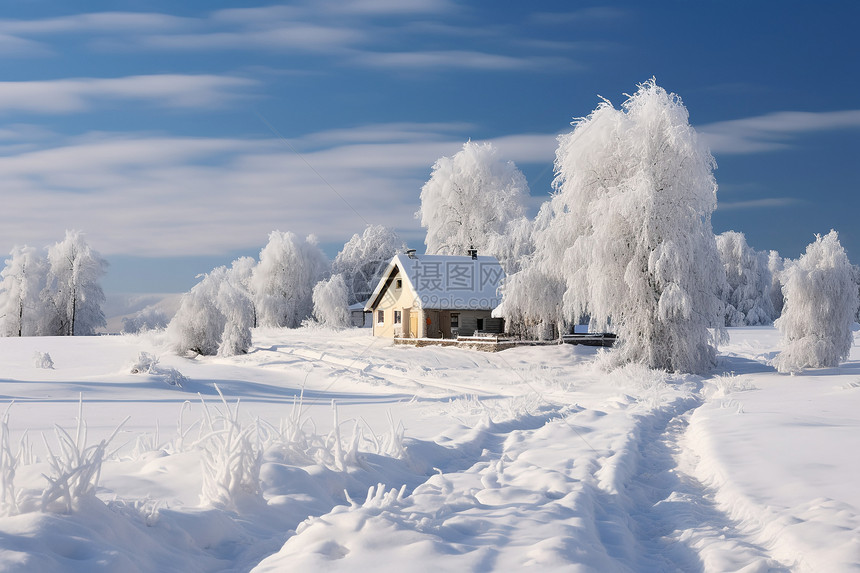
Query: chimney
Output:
[[468, 247, 477, 260], [406, 248, 417, 259]]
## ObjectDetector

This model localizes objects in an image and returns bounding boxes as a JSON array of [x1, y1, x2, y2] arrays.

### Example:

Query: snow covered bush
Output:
[[716, 231, 778, 326], [169, 264, 255, 357], [130, 352, 185, 387], [417, 141, 529, 260], [122, 306, 169, 334], [773, 230, 858, 373], [0, 246, 49, 337], [43, 230, 108, 336], [333, 225, 403, 305], [312, 274, 351, 328], [33, 351, 54, 369], [252, 231, 329, 328], [504, 79, 725, 372]]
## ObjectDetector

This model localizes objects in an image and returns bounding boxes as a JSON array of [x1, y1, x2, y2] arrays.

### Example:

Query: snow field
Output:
[[0, 327, 857, 571]]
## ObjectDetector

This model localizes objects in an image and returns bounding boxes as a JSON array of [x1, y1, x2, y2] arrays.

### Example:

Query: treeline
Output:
[[168, 225, 403, 356], [0, 230, 106, 337]]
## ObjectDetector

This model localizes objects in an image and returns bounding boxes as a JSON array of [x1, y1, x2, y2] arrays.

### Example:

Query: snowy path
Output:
[[596, 393, 790, 572]]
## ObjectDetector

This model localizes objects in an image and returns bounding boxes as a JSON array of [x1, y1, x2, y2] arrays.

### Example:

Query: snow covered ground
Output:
[[0, 326, 857, 572]]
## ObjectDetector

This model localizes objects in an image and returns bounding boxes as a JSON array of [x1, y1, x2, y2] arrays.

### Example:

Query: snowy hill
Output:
[[101, 293, 182, 334], [0, 327, 857, 571]]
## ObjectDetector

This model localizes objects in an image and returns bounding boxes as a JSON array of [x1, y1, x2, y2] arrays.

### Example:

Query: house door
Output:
[[410, 312, 418, 338]]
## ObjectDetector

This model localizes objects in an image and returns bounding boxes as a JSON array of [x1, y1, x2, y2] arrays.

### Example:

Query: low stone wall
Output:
[[393, 337, 551, 353]]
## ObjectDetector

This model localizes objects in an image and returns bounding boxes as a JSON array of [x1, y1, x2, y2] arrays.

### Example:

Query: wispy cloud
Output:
[[528, 7, 629, 25], [0, 125, 556, 257], [136, 26, 364, 53], [699, 110, 860, 154], [0, 5, 584, 72], [0, 75, 256, 113], [0, 32, 51, 55], [717, 198, 804, 211], [0, 12, 192, 34], [354, 50, 576, 71]]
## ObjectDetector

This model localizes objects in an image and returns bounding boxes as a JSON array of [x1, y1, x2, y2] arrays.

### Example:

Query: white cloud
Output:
[[699, 110, 860, 154], [717, 198, 804, 211], [528, 7, 628, 25], [0, 12, 192, 34], [0, 126, 559, 258], [0, 6, 582, 72], [354, 50, 575, 71], [0, 75, 256, 113], [0, 32, 51, 55], [138, 25, 364, 53]]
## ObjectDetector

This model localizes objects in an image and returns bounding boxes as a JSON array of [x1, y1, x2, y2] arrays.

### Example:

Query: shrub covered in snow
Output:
[[169, 265, 255, 357], [130, 351, 185, 386], [33, 351, 54, 369], [773, 230, 858, 373], [312, 274, 351, 329]]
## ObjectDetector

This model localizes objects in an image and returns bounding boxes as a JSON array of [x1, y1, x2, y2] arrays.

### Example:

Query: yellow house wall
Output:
[[371, 269, 420, 338]]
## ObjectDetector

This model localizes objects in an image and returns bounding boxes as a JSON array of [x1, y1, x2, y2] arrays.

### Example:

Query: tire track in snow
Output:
[[592, 390, 792, 572]]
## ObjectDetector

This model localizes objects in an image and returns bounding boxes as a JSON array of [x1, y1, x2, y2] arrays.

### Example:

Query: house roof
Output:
[[365, 253, 505, 311]]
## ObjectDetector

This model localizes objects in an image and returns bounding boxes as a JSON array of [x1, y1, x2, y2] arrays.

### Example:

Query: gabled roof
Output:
[[365, 253, 505, 311]]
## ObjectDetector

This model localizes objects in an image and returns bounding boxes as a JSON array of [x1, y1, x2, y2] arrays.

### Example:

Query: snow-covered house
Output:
[[365, 250, 505, 338]]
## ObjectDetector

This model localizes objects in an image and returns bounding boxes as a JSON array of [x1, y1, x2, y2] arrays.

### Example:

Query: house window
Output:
[[451, 313, 459, 327], [394, 310, 402, 324], [476, 318, 484, 331], [396, 279, 402, 289], [377, 310, 384, 324]]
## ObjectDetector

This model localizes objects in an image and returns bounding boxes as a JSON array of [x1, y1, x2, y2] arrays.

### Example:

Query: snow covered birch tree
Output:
[[0, 246, 49, 337], [252, 232, 329, 328], [773, 231, 858, 373], [549, 79, 725, 373], [43, 231, 107, 336], [333, 225, 403, 305], [417, 141, 529, 259], [311, 274, 351, 328]]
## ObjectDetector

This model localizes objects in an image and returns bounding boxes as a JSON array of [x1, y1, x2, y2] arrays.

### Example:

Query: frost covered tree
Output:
[[252, 232, 329, 328], [169, 265, 255, 356], [773, 231, 858, 373], [0, 246, 49, 337], [417, 141, 529, 259], [228, 256, 258, 327], [333, 225, 403, 305], [486, 216, 535, 274], [43, 230, 107, 336], [311, 274, 351, 328], [497, 203, 565, 338], [716, 231, 778, 326], [505, 79, 725, 372], [768, 250, 785, 317]]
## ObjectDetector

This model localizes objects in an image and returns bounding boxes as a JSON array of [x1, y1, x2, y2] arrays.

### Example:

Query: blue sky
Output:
[[0, 0, 857, 294]]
